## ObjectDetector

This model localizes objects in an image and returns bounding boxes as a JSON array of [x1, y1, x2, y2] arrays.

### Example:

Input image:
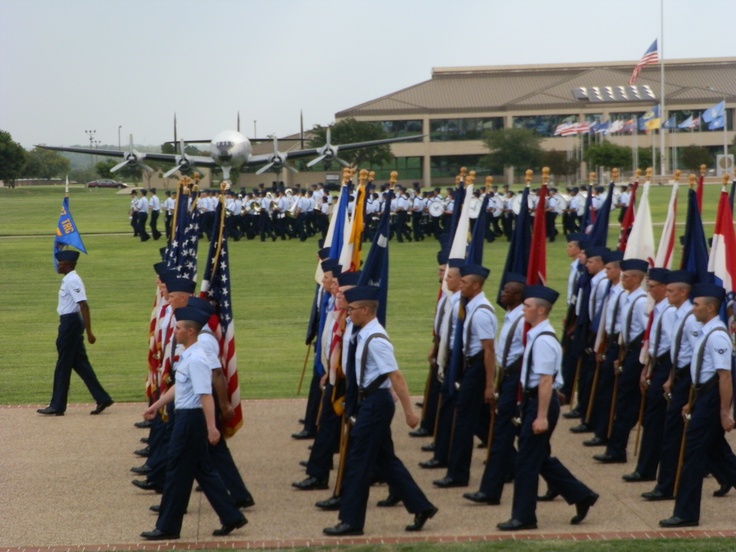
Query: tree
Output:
[[0, 130, 26, 188], [308, 118, 394, 169], [542, 149, 578, 183], [23, 147, 70, 179], [680, 145, 714, 172], [585, 141, 632, 171], [480, 128, 543, 174]]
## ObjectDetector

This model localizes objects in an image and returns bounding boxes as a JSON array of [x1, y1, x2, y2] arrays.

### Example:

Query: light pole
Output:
[[118, 126, 122, 150], [253, 120, 257, 138], [85, 130, 96, 168]]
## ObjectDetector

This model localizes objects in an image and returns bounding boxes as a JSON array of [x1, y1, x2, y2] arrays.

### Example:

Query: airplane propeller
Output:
[[306, 128, 350, 168], [255, 137, 298, 175], [162, 139, 193, 178], [111, 134, 154, 174]]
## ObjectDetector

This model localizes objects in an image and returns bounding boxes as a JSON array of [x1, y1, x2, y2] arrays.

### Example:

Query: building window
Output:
[[512, 115, 576, 137], [430, 155, 486, 178], [369, 156, 422, 181], [378, 120, 423, 138], [430, 118, 504, 141]]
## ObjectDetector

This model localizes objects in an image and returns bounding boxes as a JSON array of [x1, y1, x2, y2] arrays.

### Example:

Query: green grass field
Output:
[[0, 183, 729, 406]]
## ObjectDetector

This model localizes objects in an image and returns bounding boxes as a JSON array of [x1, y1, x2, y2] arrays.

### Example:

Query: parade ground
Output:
[[3, 398, 736, 551]]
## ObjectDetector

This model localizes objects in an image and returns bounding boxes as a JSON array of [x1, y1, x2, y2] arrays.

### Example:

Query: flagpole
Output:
[[659, 0, 667, 178]]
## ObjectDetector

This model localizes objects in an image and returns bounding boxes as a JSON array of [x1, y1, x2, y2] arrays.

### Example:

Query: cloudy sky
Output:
[[1, 0, 733, 148]]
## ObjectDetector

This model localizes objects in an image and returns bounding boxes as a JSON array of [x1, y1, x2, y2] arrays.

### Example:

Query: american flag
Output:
[[200, 194, 242, 438], [166, 189, 201, 281], [628, 39, 658, 85]]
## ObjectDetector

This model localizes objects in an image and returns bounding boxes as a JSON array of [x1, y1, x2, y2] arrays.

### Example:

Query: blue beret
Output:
[[648, 268, 670, 283], [337, 271, 362, 287], [447, 258, 465, 269], [602, 250, 624, 264], [344, 285, 381, 304], [620, 259, 649, 273], [460, 264, 490, 279], [505, 273, 527, 284], [524, 285, 560, 305], [692, 283, 726, 302], [174, 306, 210, 327], [187, 296, 215, 316], [55, 250, 80, 262], [166, 277, 196, 294], [665, 270, 696, 285], [153, 262, 168, 277], [585, 246, 609, 259]]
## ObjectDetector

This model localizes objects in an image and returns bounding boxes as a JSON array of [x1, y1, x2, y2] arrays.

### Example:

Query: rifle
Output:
[[296, 342, 312, 395], [332, 413, 350, 498], [633, 357, 652, 457], [607, 340, 627, 439], [674, 386, 695, 497], [485, 367, 503, 464]]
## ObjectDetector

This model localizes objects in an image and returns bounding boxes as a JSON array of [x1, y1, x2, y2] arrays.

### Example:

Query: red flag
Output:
[[617, 181, 638, 251], [526, 184, 547, 285]]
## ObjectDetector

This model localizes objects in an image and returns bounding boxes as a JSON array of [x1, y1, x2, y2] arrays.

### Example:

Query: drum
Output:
[[429, 200, 444, 218], [468, 197, 481, 219]]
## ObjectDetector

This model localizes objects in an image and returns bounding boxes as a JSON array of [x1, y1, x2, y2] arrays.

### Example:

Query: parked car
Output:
[[87, 179, 126, 189]]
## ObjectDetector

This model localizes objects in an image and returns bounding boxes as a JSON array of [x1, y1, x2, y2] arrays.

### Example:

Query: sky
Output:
[[1, 0, 734, 149]]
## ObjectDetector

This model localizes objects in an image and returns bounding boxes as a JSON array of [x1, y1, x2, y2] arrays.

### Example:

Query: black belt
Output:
[[60, 312, 80, 319], [523, 387, 539, 400], [673, 367, 690, 383], [464, 351, 484, 365], [502, 358, 523, 379], [358, 386, 390, 401], [694, 375, 719, 399]]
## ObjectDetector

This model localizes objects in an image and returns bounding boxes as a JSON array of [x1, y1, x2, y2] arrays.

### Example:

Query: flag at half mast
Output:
[[629, 39, 658, 85]]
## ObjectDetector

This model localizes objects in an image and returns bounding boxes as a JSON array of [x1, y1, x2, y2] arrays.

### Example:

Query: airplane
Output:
[[39, 125, 422, 182]]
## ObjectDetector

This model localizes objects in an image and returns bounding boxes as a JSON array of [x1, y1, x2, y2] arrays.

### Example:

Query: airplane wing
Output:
[[37, 145, 218, 167]]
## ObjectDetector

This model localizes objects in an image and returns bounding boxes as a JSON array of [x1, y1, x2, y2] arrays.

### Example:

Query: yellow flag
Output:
[[350, 184, 366, 272]]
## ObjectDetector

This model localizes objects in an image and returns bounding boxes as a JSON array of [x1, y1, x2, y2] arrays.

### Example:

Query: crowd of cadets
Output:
[[128, 181, 635, 246], [289, 230, 734, 533]]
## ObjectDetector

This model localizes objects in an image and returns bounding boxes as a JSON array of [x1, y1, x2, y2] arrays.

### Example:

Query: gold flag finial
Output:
[[700, 164, 707, 176], [358, 168, 368, 186], [723, 173, 731, 186], [368, 170, 375, 182], [541, 167, 550, 185], [466, 173, 475, 186], [485, 176, 493, 193], [389, 171, 398, 189], [688, 173, 696, 189], [459, 166, 468, 178], [589, 172, 596, 185], [611, 168, 619, 182], [635, 168, 642, 182], [645, 167, 653, 181], [341, 167, 350, 185], [673, 169, 681, 182], [525, 169, 533, 185]]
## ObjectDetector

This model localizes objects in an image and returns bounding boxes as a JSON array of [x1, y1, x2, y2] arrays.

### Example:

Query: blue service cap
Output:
[[524, 285, 560, 305], [648, 268, 670, 283], [602, 250, 624, 264], [55, 250, 80, 262], [320, 259, 341, 276], [187, 296, 215, 316], [437, 250, 449, 266], [460, 264, 490, 280], [337, 271, 362, 287], [585, 246, 609, 259], [447, 258, 465, 269], [664, 270, 696, 285], [153, 262, 168, 277], [174, 306, 211, 327], [159, 269, 179, 284], [692, 283, 726, 302], [166, 277, 196, 294], [620, 259, 649, 273], [318, 247, 330, 260], [505, 273, 527, 284], [566, 233, 586, 244], [344, 285, 381, 304]]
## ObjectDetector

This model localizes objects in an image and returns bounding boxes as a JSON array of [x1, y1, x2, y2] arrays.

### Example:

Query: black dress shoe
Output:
[[622, 472, 655, 482], [323, 522, 363, 536], [235, 496, 255, 509], [593, 453, 626, 464], [132, 479, 161, 492], [406, 505, 438, 531], [713, 483, 732, 497], [409, 427, 431, 438], [299, 460, 309, 468], [432, 476, 467, 488], [298, 418, 306, 424], [414, 401, 423, 408], [149, 504, 160, 513], [462, 491, 500, 505], [212, 516, 247, 536], [537, 489, 559, 502], [571, 492, 598, 524], [134, 446, 150, 457], [131, 465, 151, 475], [291, 429, 315, 440], [570, 423, 592, 434], [135, 419, 153, 429], [641, 489, 674, 501], [562, 409, 581, 419], [140, 529, 179, 540], [659, 516, 699, 528], [377, 492, 402, 507], [315, 495, 341, 510], [292, 476, 329, 490], [497, 518, 537, 531], [583, 436, 607, 447], [37, 406, 64, 416], [140, 437, 149, 444], [421, 442, 436, 452], [419, 458, 446, 469], [90, 400, 114, 415]]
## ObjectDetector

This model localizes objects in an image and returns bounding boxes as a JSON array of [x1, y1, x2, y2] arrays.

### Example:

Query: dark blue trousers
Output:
[[302, 372, 322, 435], [446, 359, 487, 484], [511, 393, 593, 524], [307, 382, 341, 481], [591, 343, 619, 440], [432, 393, 456, 464], [148, 405, 175, 490], [156, 409, 244, 536], [674, 382, 736, 522], [339, 390, 433, 529], [577, 349, 597, 424], [635, 357, 672, 477], [420, 363, 441, 434], [208, 436, 252, 505], [50, 314, 111, 412], [653, 369, 691, 496], [478, 369, 519, 500], [604, 345, 643, 460]]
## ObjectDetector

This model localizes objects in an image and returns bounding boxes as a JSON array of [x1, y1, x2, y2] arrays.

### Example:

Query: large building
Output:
[[336, 57, 735, 187]]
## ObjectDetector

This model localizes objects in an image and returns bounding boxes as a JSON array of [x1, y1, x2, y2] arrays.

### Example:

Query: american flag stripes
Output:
[[629, 40, 658, 85]]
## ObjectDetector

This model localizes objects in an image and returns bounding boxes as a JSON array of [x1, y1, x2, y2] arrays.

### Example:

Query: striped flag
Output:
[[166, 184, 201, 281], [629, 39, 658, 85], [200, 192, 242, 438], [707, 188, 736, 304], [654, 181, 679, 268]]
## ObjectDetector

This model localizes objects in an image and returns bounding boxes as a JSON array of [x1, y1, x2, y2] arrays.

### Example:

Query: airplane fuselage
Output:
[[209, 130, 252, 168]]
